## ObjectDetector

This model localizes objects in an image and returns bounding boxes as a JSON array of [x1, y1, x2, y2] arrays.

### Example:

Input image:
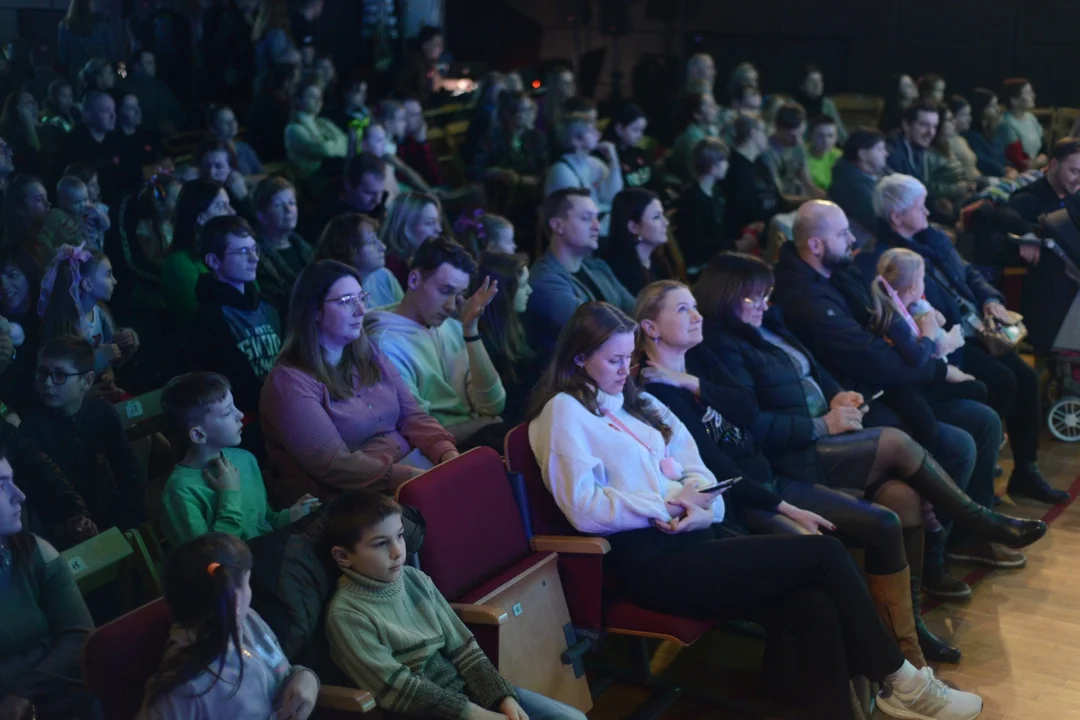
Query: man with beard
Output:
[[773, 199, 1004, 604], [886, 100, 939, 186]]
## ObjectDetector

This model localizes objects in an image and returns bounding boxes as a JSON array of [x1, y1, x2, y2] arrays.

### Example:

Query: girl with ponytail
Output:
[[139, 532, 320, 720]]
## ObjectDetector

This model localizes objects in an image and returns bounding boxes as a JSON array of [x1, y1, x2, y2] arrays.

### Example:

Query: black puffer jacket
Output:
[[702, 307, 841, 485]]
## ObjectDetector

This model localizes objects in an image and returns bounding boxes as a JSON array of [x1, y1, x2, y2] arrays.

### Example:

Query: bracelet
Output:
[[464, 334, 482, 343]]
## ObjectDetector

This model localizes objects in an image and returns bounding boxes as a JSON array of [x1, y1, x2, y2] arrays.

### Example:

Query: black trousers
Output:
[[743, 480, 906, 575], [962, 344, 1040, 466], [607, 530, 905, 720]]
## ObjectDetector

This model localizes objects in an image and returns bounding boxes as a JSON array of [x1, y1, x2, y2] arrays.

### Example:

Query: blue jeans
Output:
[[515, 688, 588, 720]]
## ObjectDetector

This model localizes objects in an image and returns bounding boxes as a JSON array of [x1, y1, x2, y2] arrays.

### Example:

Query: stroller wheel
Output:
[[1048, 397, 1080, 443]]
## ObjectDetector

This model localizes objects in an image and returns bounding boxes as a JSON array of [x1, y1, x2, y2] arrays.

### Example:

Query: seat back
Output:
[[83, 598, 173, 720], [503, 423, 578, 537], [396, 447, 530, 602]]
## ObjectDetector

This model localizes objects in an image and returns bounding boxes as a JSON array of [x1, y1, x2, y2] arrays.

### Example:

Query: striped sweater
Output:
[[326, 566, 517, 719]]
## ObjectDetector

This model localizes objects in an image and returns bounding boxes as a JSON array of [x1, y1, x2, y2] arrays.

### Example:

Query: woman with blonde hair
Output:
[[377, 191, 444, 286], [315, 213, 403, 309]]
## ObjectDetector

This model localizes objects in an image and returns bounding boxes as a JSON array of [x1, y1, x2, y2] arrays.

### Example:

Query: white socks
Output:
[[885, 660, 921, 693]]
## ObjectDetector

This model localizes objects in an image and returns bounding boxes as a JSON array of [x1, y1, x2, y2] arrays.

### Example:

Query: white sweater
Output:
[[529, 389, 722, 535]]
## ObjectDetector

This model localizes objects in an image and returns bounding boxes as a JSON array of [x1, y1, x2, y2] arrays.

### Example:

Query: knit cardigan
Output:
[[528, 388, 721, 535], [327, 567, 517, 720]]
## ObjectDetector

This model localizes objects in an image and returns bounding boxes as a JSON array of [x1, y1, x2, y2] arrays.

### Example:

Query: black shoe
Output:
[[1009, 470, 1071, 505], [923, 565, 972, 600], [916, 620, 962, 664]]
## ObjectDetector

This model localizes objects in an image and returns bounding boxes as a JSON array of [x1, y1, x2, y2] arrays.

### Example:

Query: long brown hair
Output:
[[277, 259, 382, 400], [693, 252, 774, 326], [526, 301, 672, 443], [143, 533, 254, 705], [473, 252, 531, 383]]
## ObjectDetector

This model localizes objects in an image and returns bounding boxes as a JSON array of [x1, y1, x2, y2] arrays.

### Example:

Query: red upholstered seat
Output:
[[504, 423, 715, 648]]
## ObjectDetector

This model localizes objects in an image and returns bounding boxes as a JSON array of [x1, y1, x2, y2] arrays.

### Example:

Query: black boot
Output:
[[904, 526, 962, 664], [904, 452, 1048, 549], [1008, 464, 1071, 505]]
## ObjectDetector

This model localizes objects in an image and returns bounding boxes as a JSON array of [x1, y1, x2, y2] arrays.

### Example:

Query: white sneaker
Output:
[[876, 666, 982, 720]]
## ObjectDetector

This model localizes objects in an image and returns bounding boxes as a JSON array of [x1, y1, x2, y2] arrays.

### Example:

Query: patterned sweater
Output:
[[326, 566, 517, 720]]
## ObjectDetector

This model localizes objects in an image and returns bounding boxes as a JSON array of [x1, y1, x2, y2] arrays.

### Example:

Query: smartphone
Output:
[[700, 477, 742, 494], [859, 390, 884, 414]]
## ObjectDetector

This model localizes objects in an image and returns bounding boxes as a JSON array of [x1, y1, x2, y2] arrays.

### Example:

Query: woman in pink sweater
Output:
[[260, 260, 458, 506]]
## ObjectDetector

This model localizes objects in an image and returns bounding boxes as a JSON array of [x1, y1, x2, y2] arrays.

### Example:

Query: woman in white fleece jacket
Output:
[[526, 302, 983, 720]]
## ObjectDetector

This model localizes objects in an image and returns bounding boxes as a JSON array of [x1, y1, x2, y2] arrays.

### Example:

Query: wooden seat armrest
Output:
[[530, 535, 611, 555], [450, 603, 509, 625], [317, 685, 377, 713]]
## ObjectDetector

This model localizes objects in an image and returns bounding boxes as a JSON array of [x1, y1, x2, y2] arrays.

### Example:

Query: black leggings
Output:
[[607, 530, 905, 720], [743, 481, 907, 574], [962, 344, 1040, 466]]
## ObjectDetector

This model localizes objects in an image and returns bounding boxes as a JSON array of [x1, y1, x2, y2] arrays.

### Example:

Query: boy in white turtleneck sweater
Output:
[[529, 387, 724, 535]]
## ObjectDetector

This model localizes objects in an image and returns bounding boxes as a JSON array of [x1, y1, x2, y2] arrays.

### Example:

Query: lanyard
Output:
[[602, 410, 667, 458]]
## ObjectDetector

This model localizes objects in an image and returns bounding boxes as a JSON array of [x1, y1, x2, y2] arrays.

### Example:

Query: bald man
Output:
[[775, 200, 1007, 599]]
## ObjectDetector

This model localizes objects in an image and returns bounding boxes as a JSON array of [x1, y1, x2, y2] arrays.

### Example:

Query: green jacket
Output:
[[161, 248, 208, 328]]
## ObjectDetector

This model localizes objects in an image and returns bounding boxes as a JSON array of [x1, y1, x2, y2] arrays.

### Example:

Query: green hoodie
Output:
[[363, 307, 506, 428]]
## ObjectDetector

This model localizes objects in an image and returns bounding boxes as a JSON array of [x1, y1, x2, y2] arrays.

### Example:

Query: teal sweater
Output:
[[326, 566, 517, 720], [160, 447, 291, 546]]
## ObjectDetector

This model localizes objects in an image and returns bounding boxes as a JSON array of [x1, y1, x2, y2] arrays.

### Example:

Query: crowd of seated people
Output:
[[1, 4, 1077, 718]]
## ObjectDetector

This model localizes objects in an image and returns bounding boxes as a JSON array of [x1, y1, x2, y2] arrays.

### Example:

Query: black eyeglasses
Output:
[[35, 367, 85, 385]]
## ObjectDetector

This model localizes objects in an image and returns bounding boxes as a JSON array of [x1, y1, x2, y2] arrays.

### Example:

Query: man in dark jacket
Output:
[[192, 215, 282, 417], [885, 100, 937, 186], [773, 200, 1006, 597], [829, 127, 890, 243]]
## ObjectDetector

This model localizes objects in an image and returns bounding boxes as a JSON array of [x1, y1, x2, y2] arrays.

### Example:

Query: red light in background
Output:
[[532, 80, 541, 88]]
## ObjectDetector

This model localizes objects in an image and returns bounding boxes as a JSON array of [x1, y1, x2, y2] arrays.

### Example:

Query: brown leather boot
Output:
[[866, 567, 927, 669]]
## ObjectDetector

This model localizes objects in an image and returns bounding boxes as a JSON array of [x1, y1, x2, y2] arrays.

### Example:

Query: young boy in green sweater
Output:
[[325, 490, 586, 720], [159, 371, 318, 546]]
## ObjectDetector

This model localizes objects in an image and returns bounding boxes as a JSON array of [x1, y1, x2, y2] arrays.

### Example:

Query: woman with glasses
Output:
[[315, 213, 403, 310], [691, 252, 1046, 664], [260, 259, 457, 506]]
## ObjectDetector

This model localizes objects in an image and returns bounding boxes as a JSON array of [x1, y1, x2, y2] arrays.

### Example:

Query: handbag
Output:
[[926, 262, 1027, 357]]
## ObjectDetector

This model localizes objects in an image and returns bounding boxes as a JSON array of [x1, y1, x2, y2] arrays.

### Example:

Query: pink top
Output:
[[259, 352, 457, 505]]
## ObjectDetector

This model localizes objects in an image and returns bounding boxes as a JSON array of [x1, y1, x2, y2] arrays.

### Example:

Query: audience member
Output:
[[284, 79, 349, 186], [197, 0, 258, 107], [1004, 137, 1080, 268], [75, 57, 115, 98], [305, 152, 386, 238], [138, 532, 321, 719], [330, 78, 370, 136], [946, 96, 982, 185], [669, 92, 720, 184], [0, 92, 43, 177], [997, 78, 1045, 171], [359, 122, 402, 207], [315, 213, 403, 309], [870, 175, 1067, 507], [460, 71, 505, 167], [161, 179, 235, 328], [602, 102, 652, 189], [114, 93, 162, 194], [537, 64, 576, 145], [545, 112, 623, 229], [604, 188, 674, 297], [880, 73, 920, 133], [197, 140, 251, 211], [886, 100, 938, 186], [378, 191, 444, 286], [806, 115, 842, 191], [397, 95, 442, 187], [527, 300, 983, 720], [0, 244, 42, 415], [41, 80, 76, 132], [766, 102, 823, 199], [4, 174, 50, 256], [131, 172, 181, 277], [251, 0, 298, 83], [962, 89, 1014, 178], [207, 105, 263, 177], [246, 61, 299, 162], [191, 215, 282, 416], [37, 176, 105, 263], [56, 90, 121, 204], [918, 73, 946, 104], [793, 64, 847, 141], [525, 188, 635, 361], [398, 25, 446, 106], [0, 455, 97, 720], [457, 211, 516, 257], [717, 82, 763, 144], [260, 259, 457, 505], [365, 236, 506, 447], [159, 372, 314, 547], [122, 50, 185, 135], [723, 114, 796, 242], [252, 176, 314, 316], [56, 0, 120, 78], [22, 336, 146, 531], [290, 0, 325, 62], [684, 52, 716, 94], [325, 490, 588, 720], [925, 104, 973, 220], [675, 137, 740, 274], [828, 127, 889, 238], [62, 162, 110, 252]]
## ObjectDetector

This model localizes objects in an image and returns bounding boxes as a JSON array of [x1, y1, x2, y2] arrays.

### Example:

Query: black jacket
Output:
[[722, 151, 793, 241], [644, 344, 781, 512], [192, 275, 282, 416], [772, 242, 947, 396], [674, 182, 730, 271], [1025, 206, 1080, 353], [702, 308, 841, 485], [0, 421, 87, 539]]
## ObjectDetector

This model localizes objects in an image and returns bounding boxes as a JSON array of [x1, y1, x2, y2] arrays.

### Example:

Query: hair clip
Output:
[[207, 562, 221, 575]]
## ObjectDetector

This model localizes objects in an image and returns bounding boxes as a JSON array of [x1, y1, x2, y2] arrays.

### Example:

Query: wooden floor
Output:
[[585, 432, 1080, 720]]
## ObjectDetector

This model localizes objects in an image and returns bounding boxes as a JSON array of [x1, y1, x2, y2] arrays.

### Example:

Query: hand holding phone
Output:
[[700, 476, 742, 495], [859, 390, 884, 414]]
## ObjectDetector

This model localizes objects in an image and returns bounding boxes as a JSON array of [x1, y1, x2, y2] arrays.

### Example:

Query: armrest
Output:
[[530, 535, 611, 555], [317, 685, 377, 713], [450, 603, 508, 625]]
